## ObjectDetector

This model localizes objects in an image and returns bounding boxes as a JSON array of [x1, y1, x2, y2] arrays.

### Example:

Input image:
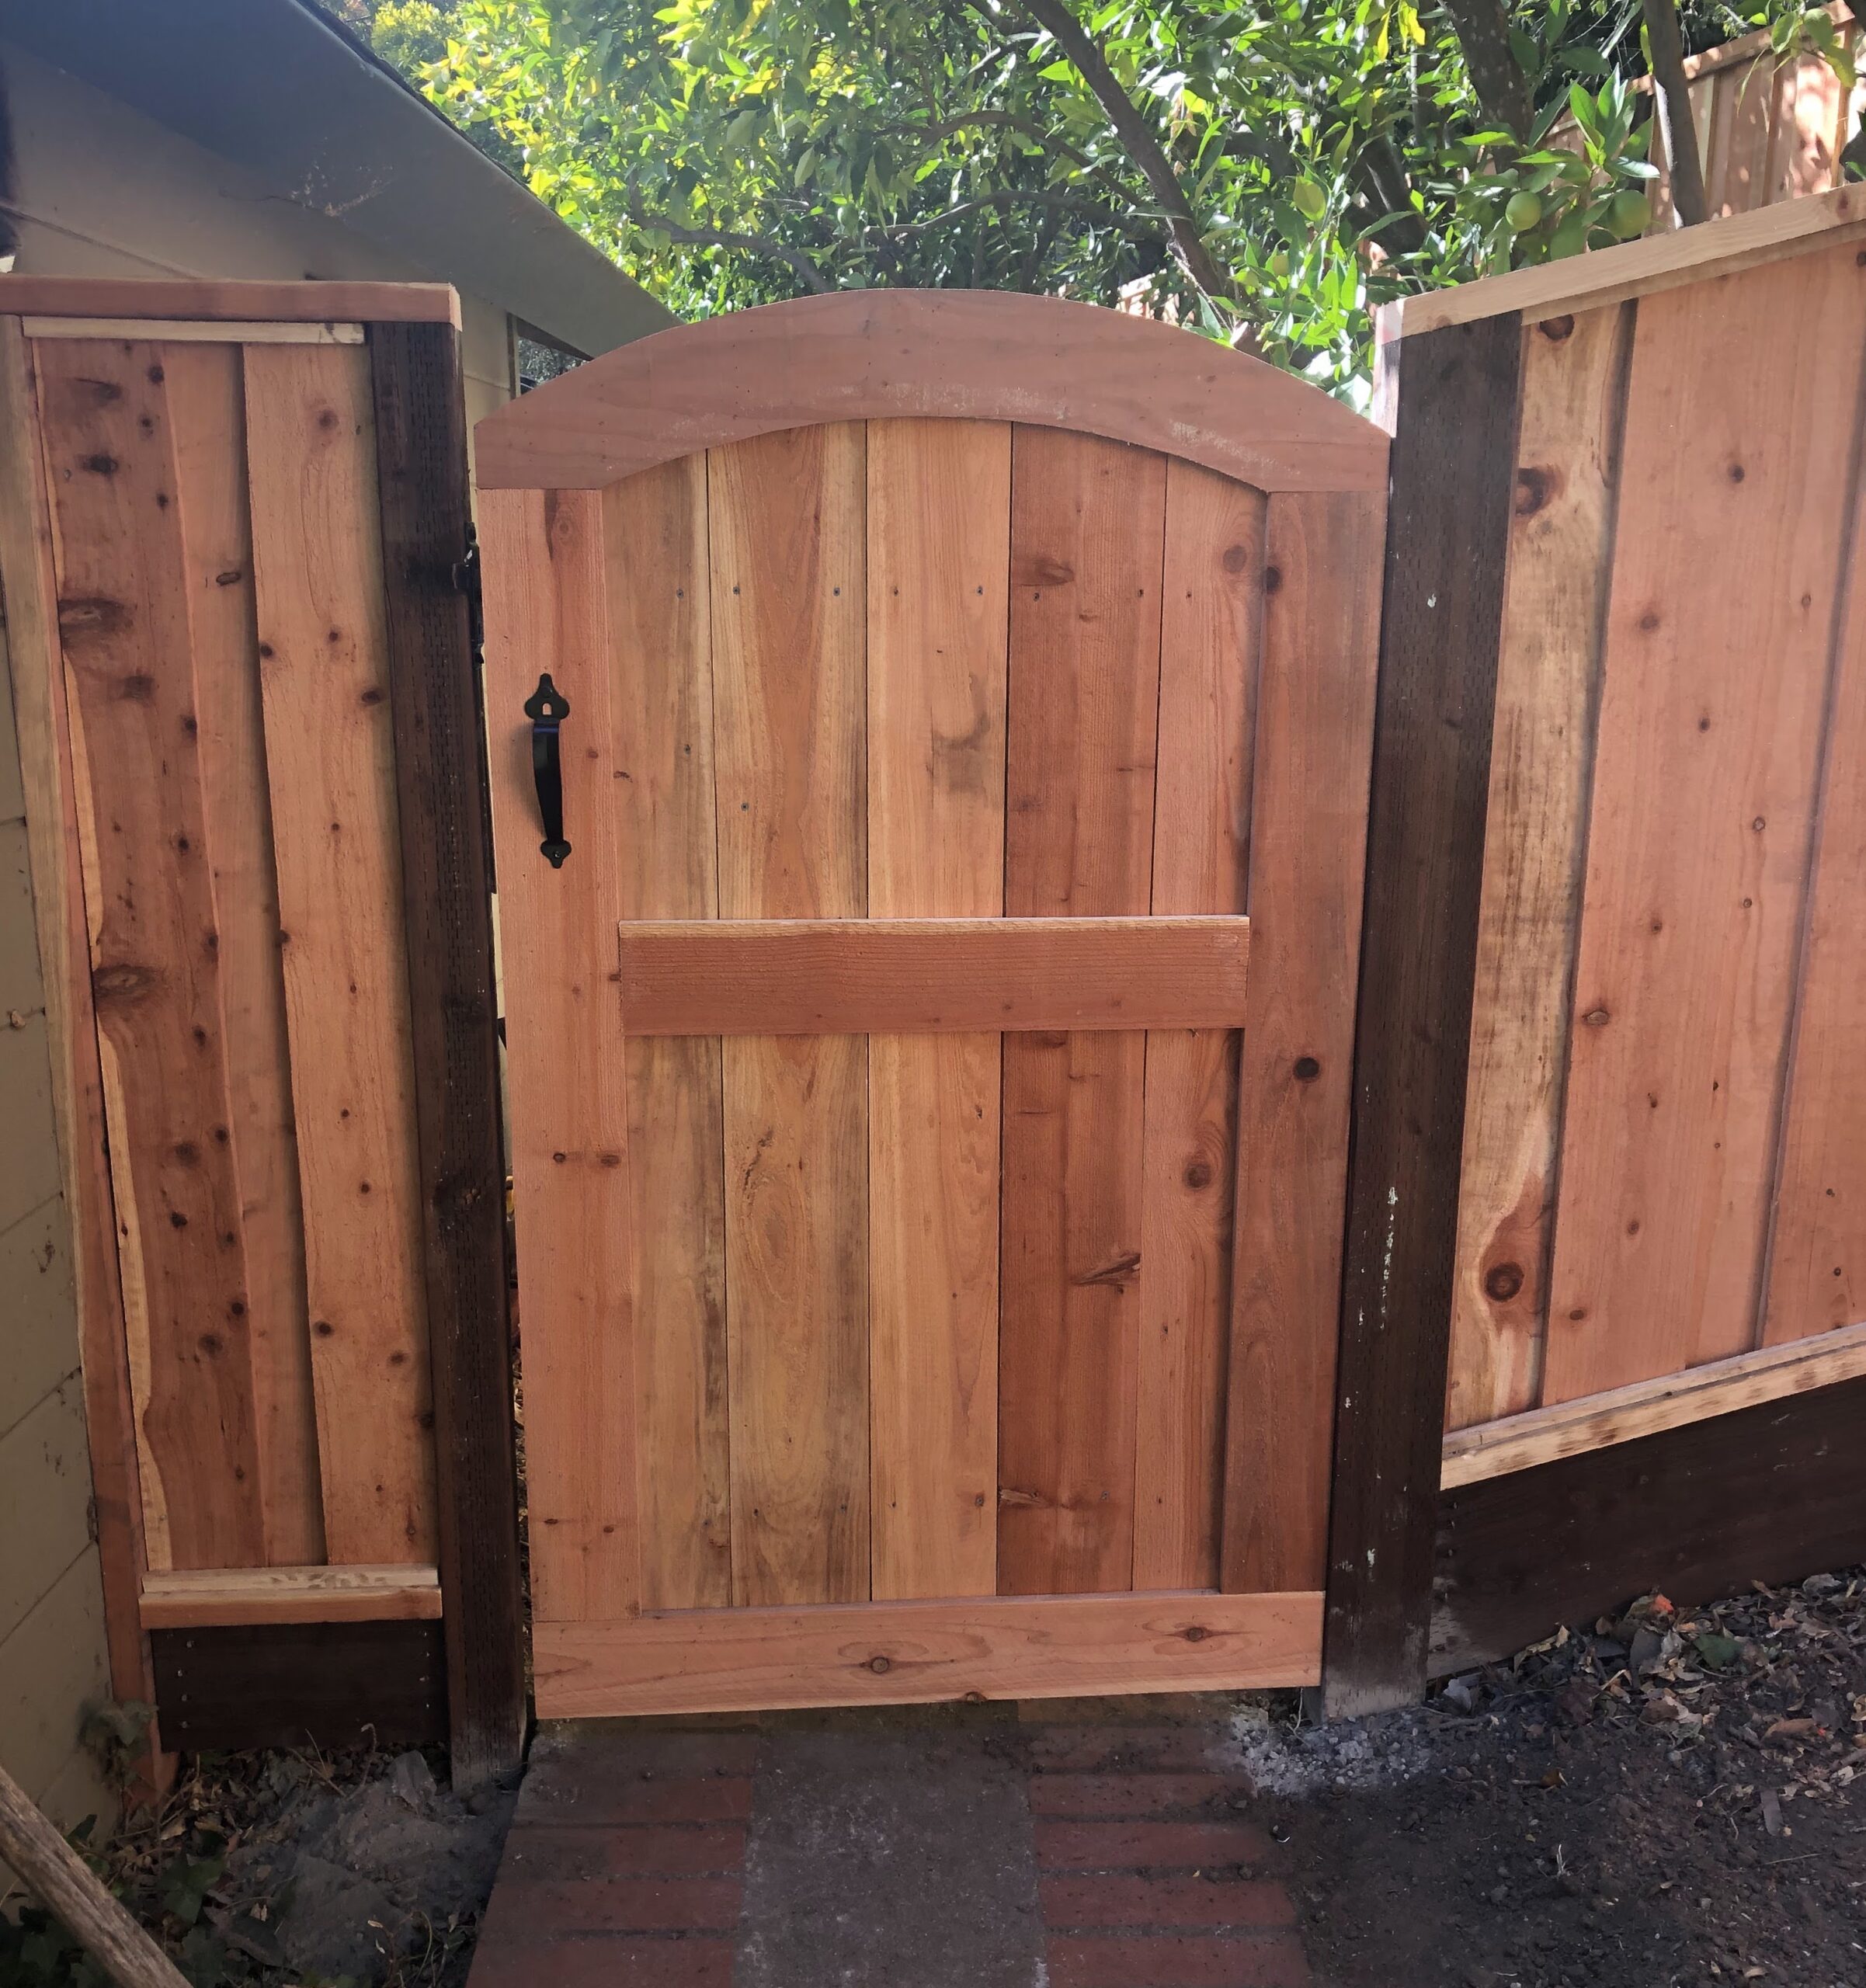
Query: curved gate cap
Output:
[[474, 288, 1388, 495]]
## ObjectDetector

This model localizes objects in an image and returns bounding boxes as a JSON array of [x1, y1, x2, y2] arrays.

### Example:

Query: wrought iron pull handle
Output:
[[524, 673, 572, 869]]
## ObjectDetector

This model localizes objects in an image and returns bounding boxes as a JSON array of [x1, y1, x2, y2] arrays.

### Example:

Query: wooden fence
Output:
[[0, 280, 520, 1784]]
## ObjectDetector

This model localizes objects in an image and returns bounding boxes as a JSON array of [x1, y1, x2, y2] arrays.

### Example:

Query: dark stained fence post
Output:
[[1323, 315, 1525, 1718], [369, 318, 526, 1786]]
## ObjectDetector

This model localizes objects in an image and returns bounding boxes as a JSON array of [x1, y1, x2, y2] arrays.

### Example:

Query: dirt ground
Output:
[[7, 1568, 1861, 1987]]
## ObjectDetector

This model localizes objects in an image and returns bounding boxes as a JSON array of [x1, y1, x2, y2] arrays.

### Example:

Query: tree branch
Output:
[[1642, 0, 1708, 226], [631, 212, 832, 293], [996, 0, 1239, 304], [1439, 0, 1534, 141]]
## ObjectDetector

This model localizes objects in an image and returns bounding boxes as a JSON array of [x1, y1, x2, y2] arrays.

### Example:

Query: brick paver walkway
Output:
[[470, 1718, 1310, 1986]]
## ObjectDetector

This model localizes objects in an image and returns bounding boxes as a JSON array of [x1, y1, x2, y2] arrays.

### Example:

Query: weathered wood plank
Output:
[[34, 335, 265, 1572], [867, 418, 1008, 1601], [1135, 460, 1262, 1590], [603, 456, 731, 1612], [1446, 304, 1631, 1432], [616, 916, 1249, 1035], [369, 320, 524, 1783], [1324, 317, 1522, 1715], [535, 1590, 1323, 1718], [710, 425, 870, 1607], [243, 341, 436, 1563], [141, 1562, 442, 1628], [1542, 248, 1863, 1400], [480, 485, 639, 1625], [166, 342, 322, 1565], [1223, 489, 1383, 1597], [998, 426, 1165, 1597]]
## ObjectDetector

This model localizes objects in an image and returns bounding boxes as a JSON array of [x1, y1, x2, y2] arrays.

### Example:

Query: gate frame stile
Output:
[[473, 288, 1392, 1720]]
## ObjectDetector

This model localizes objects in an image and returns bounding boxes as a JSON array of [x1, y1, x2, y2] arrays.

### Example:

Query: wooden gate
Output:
[[474, 292, 1388, 1716]]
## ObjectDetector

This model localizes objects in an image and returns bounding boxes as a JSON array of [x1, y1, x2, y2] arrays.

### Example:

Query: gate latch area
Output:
[[524, 673, 572, 869]]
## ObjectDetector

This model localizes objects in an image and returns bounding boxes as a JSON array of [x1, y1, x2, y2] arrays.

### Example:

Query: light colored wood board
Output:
[[481, 485, 640, 1625], [1134, 461, 1263, 1591], [164, 341, 323, 1563], [867, 418, 1009, 1602], [1445, 306, 1631, 1433], [22, 318, 363, 345], [473, 290, 1387, 495], [0, 277, 459, 324], [534, 1589, 1323, 1717], [0, 319, 155, 1713], [1760, 381, 1866, 1347], [1134, 1027, 1239, 1590], [1441, 1315, 1866, 1487], [1542, 248, 1865, 1401], [1709, 61, 1773, 216], [1378, 182, 1866, 340], [33, 335, 265, 1571], [723, 1032, 870, 1606], [999, 425, 1166, 1598], [1221, 489, 1383, 1594], [242, 341, 436, 1562], [139, 1562, 442, 1627], [709, 424, 869, 1607], [617, 915, 1250, 1035], [601, 460, 729, 1612]]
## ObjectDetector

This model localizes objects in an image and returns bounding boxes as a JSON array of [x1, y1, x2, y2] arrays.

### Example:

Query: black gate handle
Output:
[[524, 673, 572, 868]]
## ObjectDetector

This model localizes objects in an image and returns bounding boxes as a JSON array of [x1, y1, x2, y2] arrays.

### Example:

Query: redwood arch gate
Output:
[[474, 290, 1388, 1716]]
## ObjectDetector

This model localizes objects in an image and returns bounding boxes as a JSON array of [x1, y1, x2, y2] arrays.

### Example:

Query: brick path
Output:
[[470, 1718, 1311, 1987]]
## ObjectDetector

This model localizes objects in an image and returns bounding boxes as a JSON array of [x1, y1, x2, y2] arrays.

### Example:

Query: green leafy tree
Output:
[[385, 0, 1851, 391]]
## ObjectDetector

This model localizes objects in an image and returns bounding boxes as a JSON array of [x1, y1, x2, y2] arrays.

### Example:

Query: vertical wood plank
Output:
[[710, 425, 869, 1607], [33, 335, 266, 1571], [481, 485, 638, 1625], [243, 342, 436, 1563], [1542, 250, 1864, 1402], [1445, 305, 1631, 1433], [1762, 412, 1866, 1346], [603, 456, 730, 1611], [1222, 489, 1383, 1596], [166, 342, 323, 1565], [1134, 461, 1262, 1590], [867, 418, 1009, 1601], [0, 318, 158, 1730], [1324, 316, 1522, 1715], [370, 321, 524, 1784], [999, 426, 1164, 1597]]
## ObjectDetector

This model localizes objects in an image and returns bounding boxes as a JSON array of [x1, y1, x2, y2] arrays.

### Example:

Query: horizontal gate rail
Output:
[[616, 915, 1251, 1035]]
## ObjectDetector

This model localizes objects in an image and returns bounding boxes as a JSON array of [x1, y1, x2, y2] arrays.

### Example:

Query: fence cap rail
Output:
[[1380, 182, 1866, 342], [0, 276, 461, 328], [473, 287, 1388, 495]]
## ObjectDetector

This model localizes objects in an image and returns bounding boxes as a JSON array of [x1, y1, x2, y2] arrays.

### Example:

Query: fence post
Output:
[[1322, 313, 1524, 1717], [368, 318, 526, 1787]]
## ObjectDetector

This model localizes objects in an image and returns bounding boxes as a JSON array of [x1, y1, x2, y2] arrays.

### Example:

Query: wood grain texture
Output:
[[998, 426, 1165, 1597], [0, 277, 458, 325], [1135, 460, 1263, 1590], [867, 419, 1008, 1601], [474, 290, 1387, 495], [481, 485, 639, 1625], [1222, 491, 1383, 1597], [617, 916, 1249, 1034], [0, 318, 155, 1722], [35, 335, 265, 1571], [1542, 248, 1864, 1401], [1760, 367, 1866, 1349], [244, 341, 436, 1563], [24, 318, 363, 346], [369, 321, 524, 1784], [534, 1590, 1323, 1717], [165, 342, 322, 1566], [710, 425, 870, 1607], [1446, 305, 1632, 1432], [1324, 317, 1522, 1716], [602, 457, 730, 1612], [1441, 1317, 1866, 1487], [141, 1562, 442, 1627]]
